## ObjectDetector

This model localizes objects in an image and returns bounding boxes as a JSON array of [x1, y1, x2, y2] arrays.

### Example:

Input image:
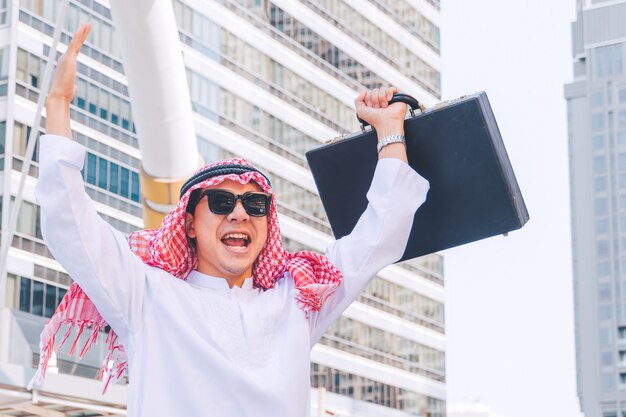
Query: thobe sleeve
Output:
[[35, 134, 153, 341], [308, 158, 429, 345]]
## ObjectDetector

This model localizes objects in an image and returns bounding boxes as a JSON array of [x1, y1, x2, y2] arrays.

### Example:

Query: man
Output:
[[32, 24, 430, 416]]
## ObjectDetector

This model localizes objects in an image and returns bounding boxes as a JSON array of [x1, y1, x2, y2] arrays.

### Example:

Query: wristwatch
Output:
[[377, 134, 406, 153]]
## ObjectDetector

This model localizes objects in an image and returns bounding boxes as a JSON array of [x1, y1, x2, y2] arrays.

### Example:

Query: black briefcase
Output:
[[306, 91, 529, 261]]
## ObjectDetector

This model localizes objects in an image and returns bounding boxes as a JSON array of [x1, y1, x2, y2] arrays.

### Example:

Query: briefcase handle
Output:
[[357, 93, 422, 130]]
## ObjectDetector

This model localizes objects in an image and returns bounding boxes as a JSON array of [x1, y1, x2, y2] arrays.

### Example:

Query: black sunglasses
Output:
[[201, 189, 272, 217]]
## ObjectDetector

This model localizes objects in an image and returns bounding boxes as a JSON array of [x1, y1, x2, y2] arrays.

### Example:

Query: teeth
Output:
[[223, 233, 249, 241]]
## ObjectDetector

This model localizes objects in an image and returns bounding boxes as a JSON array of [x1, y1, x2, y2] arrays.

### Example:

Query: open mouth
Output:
[[221, 233, 250, 248]]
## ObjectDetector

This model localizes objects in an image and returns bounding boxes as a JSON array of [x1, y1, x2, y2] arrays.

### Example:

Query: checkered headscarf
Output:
[[30, 158, 342, 392]]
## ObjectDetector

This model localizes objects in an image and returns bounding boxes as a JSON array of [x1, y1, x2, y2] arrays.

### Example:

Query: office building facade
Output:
[[0, 0, 445, 415], [566, 1, 626, 416]]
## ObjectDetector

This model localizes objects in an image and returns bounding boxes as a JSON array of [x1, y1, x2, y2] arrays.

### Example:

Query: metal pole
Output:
[[0, 0, 70, 297]]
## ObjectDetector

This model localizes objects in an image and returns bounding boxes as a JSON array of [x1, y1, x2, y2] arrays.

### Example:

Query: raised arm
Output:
[[45, 24, 89, 138], [36, 25, 154, 341], [308, 87, 429, 343]]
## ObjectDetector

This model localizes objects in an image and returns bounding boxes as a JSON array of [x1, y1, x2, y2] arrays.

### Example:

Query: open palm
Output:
[[48, 24, 90, 104]]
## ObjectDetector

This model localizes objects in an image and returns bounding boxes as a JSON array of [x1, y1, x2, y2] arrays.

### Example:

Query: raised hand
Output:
[[355, 86, 408, 162], [46, 24, 90, 138]]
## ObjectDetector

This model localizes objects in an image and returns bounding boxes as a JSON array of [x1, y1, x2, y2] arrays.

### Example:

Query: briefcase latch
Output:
[[328, 131, 362, 144]]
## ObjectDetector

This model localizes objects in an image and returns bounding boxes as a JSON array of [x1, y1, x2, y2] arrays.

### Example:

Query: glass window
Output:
[[599, 282, 611, 300], [600, 304, 612, 320], [602, 351, 613, 366], [620, 111, 626, 127], [598, 240, 610, 257], [131, 171, 140, 202], [601, 328, 613, 346], [121, 101, 131, 130], [602, 372, 615, 391], [596, 177, 607, 192], [596, 198, 608, 215], [16, 200, 36, 237], [88, 83, 98, 115], [32, 281, 43, 316], [0, 47, 9, 80], [109, 162, 119, 193], [595, 43, 623, 79], [592, 91, 604, 107], [97, 157, 108, 189], [110, 95, 120, 126], [595, 155, 606, 173], [594, 134, 605, 149], [619, 132, 626, 147], [597, 218, 609, 234], [618, 153, 626, 172], [120, 167, 130, 198], [593, 114, 605, 132], [619, 88, 626, 103], [58, 287, 67, 303], [19, 277, 30, 312], [44, 284, 56, 318], [86, 153, 97, 184], [598, 260, 611, 276]]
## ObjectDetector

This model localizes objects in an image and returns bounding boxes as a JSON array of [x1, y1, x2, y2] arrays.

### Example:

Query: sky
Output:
[[440, 1, 582, 416]]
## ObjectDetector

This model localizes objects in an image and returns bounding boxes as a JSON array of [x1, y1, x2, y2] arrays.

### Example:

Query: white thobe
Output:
[[35, 134, 429, 417]]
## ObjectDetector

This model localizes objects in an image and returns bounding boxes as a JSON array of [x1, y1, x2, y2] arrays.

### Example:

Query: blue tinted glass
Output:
[[19, 277, 30, 312], [122, 119, 129, 130], [44, 285, 56, 318], [600, 328, 612, 347], [592, 114, 605, 132], [32, 281, 43, 316], [88, 103, 97, 115], [58, 288, 67, 305], [599, 283, 611, 300], [595, 156, 606, 173], [98, 157, 108, 189], [597, 261, 610, 276], [86, 153, 97, 184], [595, 198, 608, 216], [0, 122, 5, 153], [121, 167, 129, 197], [111, 114, 119, 125], [591, 92, 604, 107], [131, 171, 140, 202], [109, 163, 119, 193], [593, 135, 604, 149], [100, 108, 108, 120], [77, 97, 86, 109]]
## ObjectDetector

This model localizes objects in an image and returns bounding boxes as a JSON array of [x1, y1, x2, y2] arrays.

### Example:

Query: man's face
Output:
[[185, 180, 269, 283]]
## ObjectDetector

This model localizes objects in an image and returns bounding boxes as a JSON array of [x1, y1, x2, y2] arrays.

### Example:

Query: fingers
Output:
[[354, 90, 366, 106], [354, 87, 398, 109], [377, 88, 388, 108], [356, 87, 398, 108], [67, 23, 91, 56]]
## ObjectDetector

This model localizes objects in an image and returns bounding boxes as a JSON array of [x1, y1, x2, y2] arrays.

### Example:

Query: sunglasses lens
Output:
[[206, 191, 235, 215], [242, 193, 270, 216]]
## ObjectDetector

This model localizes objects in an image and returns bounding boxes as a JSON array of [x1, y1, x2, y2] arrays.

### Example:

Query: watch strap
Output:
[[377, 134, 406, 153]]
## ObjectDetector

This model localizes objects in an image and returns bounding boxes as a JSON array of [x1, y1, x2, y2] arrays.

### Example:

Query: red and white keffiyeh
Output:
[[30, 158, 342, 392]]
